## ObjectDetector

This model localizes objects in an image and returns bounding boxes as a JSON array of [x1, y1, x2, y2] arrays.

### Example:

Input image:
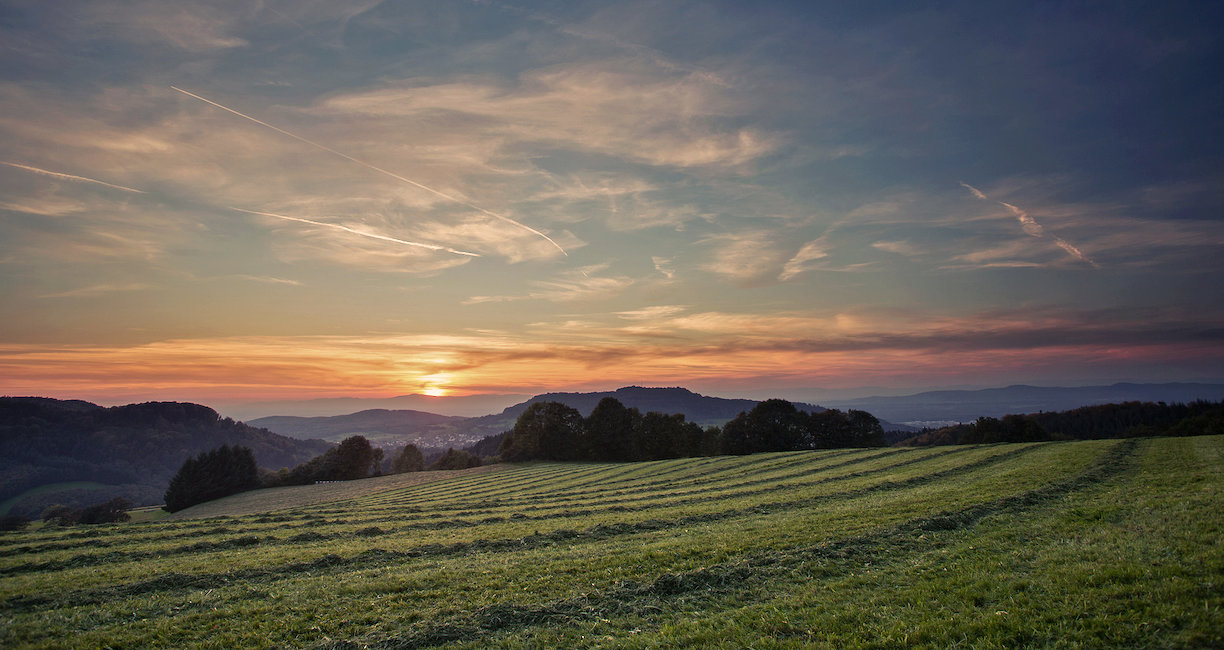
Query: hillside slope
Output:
[[1, 437, 1218, 647], [0, 397, 331, 516]]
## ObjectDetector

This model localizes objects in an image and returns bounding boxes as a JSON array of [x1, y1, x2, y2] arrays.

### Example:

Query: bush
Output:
[[78, 497, 132, 524], [391, 444, 425, 473], [41, 504, 80, 525]]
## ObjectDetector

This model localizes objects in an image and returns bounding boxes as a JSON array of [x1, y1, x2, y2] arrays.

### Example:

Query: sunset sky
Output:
[[2, 1, 1222, 408]]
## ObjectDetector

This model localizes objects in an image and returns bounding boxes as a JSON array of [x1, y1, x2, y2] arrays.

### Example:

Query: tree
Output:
[[843, 409, 887, 447], [500, 401, 583, 461], [371, 448, 385, 476], [78, 497, 132, 524], [583, 397, 639, 461], [391, 444, 425, 473], [163, 445, 259, 512], [632, 411, 703, 460], [331, 436, 377, 480], [721, 399, 806, 455]]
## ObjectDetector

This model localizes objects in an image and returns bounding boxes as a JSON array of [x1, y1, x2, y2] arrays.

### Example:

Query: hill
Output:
[[1, 436, 1218, 647], [449, 386, 839, 444], [218, 392, 530, 420], [245, 387, 915, 452], [246, 409, 465, 446], [825, 382, 1224, 426], [0, 397, 330, 517]]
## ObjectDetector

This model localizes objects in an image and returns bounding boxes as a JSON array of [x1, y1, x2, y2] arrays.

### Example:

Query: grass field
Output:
[[1, 437, 1220, 648], [0, 482, 110, 517]]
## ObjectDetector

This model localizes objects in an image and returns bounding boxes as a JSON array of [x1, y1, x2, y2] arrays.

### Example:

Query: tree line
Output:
[[160, 436, 482, 512], [496, 397, 885, 462], [901, 399, 1224, 446]]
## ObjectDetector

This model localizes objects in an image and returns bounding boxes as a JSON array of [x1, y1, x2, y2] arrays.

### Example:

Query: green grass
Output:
[[1, 437, 1220, 648], [0, 481, 109, 516]]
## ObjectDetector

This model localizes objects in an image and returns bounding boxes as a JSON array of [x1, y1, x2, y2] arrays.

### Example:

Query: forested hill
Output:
[[454, 386, 830, 442], [0, 397, 331, 516]]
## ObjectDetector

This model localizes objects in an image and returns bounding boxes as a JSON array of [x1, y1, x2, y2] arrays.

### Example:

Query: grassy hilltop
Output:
[[1, 436, 1221, 647]]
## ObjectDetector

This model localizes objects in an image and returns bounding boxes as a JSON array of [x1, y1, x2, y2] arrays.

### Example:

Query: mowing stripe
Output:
[[316, 440, 1138, 649], [0, 444, 1048, 603]]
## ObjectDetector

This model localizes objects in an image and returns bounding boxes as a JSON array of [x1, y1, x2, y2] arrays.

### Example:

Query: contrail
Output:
[[171, 86, 567, 256], [230, 207, 480, 257], [2, 161, 146, 194], [960, 181, 1098, 268]]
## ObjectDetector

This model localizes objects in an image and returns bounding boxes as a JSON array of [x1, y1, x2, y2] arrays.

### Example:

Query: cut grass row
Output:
[[0, 445, 1033, 576]]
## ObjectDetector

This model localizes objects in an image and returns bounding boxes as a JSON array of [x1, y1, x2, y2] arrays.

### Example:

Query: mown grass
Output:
[[1, 437, 1220, 648]]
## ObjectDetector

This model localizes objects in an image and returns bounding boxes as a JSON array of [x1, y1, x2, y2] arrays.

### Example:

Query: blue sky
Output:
[[1, 0, 1221, 404]]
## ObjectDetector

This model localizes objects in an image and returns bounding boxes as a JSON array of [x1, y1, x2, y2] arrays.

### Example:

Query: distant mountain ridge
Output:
[[246, 386, 915, 450], [824, 382, 1224, 425], [247, 409, 465, 446], [219, 393, 530, 421]]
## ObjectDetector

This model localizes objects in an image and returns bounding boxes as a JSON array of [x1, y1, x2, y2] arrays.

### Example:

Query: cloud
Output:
[[615, 305, 689, 321], [5, 306, 1220, 402], [652, 256, 676, 280], [312, 60, 780, 170], [173, 86, 567, 256], [464, 264, 632, 304], [231, 207, 479, 257], [871, 240, 923, 257], [39, 283, 150, 298], [698, 231, 791, 285], [81, 1, 250, 52], [778, 237, 832, 281]]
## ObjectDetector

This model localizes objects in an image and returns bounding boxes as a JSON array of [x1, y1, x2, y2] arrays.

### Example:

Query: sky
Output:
[[1, 0, 1222, 408]]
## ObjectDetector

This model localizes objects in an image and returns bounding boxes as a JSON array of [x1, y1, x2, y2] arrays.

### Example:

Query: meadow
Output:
[[1, 436, 1220, 648]]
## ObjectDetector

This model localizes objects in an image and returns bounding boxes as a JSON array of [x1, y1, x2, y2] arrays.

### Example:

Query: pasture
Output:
[[1, 436, 1220, 648]]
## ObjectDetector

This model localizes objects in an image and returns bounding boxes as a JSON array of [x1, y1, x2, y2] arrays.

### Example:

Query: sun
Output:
[[422, 386, 449, 397]]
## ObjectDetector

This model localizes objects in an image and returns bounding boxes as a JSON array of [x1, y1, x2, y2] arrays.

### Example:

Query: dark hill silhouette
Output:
[[0, 397, 330, 517], [451, 386, 832, 442]]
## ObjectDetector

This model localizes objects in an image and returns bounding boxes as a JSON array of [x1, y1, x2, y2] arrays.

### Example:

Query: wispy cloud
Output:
[[5, 306, 1220, 401], [464, 264, 633, 304], [40, 283, 150, 298], [173, 86, 567, 256], [778, 237, 832, 281], [313, 61, 779, 170]]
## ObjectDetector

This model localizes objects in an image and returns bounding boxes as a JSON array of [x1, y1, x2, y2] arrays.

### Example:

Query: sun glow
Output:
[[419, 372, 453, 397]]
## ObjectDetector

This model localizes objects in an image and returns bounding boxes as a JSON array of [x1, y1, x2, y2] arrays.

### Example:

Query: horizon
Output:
[[2, 2, 1222, 403], [11, 379, 1224, 424]]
